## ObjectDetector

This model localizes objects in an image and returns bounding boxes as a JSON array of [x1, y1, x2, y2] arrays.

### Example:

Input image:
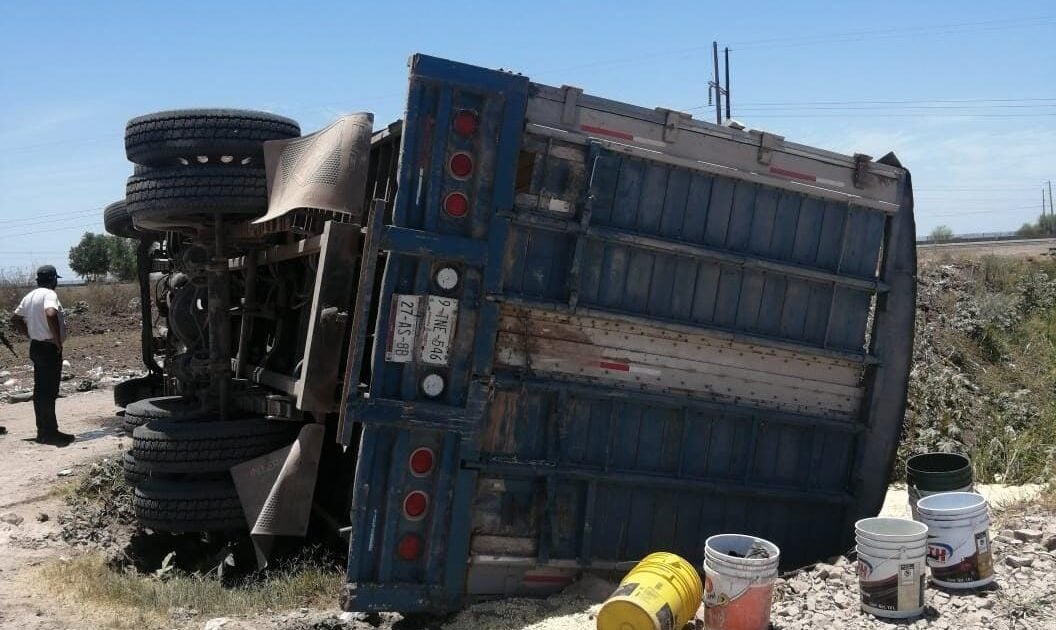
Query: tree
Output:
[[68, 232, 111, 281], [106, 237, 138, 282], [929, 225, 954, 242], [1016, 214, 1056, 237]]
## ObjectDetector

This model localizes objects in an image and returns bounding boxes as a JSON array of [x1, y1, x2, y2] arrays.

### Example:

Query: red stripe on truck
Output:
[[769, 165, 817, 182], [580, 124, 635, 141], [598, 360, 631, 371]]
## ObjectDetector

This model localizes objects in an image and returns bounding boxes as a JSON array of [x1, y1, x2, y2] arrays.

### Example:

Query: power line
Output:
[[730, 16, 1056, 51], [733, 97, 1056, 106], [0, 205, 107, 226], [0, 222, 102, 240], [917, 206, 1041, 218], [715, 112, 1056, 118]]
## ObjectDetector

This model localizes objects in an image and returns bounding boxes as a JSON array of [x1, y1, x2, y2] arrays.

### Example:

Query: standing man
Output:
[[10, 265, 75, 445]]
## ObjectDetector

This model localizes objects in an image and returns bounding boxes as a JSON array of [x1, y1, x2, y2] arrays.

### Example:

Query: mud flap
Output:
[[255, 113, 374, 225], [232, 423, 325, 567]]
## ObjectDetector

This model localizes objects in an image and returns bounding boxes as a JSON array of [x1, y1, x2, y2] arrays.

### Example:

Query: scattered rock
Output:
[[1, 512, 24, 526], [2, 378, 15, 387], [1013, 528, 1043, 542], [7, 391, 32, 403], [203, 618, 230, 630], [36, 513, 49, 523], [57, 469, 73, 477], [1004, 555, 1034, 568], [62, 360, 71, 369], [1044, 535, 1056, 552], [76, 379, 96, 392]]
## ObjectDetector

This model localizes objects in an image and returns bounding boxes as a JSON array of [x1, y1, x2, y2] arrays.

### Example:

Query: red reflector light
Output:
[[443, 192, 469, 218], [409, 447, 435, 476], [453, 110, 478, 136], [449, 152, 473, 179], [403, 491, 429, 519], [397, 533, 423, 560]]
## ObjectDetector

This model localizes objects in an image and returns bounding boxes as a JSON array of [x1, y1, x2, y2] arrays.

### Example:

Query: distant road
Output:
[[917, 237, 1056, 260]]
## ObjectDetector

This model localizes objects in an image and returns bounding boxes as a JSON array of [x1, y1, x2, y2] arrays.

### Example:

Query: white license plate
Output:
[[419, 295, 459, 366], [385, 294, 422, 363]]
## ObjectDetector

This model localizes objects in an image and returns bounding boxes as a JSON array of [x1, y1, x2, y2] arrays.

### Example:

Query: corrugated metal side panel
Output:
[[472, 385, 856, 567], [468, 138, 888, 576]]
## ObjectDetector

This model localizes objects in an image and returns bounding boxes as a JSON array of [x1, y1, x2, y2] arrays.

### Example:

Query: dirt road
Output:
[[0, 389, 125, 629], [917, 237, 1056, 261]]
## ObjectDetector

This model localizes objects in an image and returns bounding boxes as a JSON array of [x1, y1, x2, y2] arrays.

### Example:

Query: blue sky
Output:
[[1, 1, 1054, 278]]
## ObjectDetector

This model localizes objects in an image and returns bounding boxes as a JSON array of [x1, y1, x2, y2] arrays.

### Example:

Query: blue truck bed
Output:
[[337, 54, 916, 612]]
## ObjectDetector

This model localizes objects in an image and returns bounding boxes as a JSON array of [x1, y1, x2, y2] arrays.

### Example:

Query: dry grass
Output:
[[37, 552, 344, 629]]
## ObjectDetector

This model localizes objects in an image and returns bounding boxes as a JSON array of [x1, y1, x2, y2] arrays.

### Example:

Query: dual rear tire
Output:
[[121, 109, 299, 231], [123, 396, 300, 532]]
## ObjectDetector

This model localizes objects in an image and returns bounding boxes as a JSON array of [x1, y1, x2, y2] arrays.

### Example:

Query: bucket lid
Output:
[[906, 452, 972, 491], [916, 491, 988, 515]]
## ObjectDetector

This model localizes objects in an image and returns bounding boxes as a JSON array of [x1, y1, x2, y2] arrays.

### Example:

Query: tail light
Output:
[[409, 447, 436, 476], [397, 533, 424, 560], [443, 192, 469, 218], [403, 491, 429, 520], [449, 152, 473, 179], [453, 110, 478, 137]]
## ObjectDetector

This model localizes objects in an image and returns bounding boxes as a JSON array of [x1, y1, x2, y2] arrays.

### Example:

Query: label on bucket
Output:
[[927, 530, 994, 584], [858, 558, 925, 613], [609, 582, 675, 630]]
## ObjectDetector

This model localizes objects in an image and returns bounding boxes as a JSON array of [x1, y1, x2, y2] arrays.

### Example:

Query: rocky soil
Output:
[[1, 282, 146, 403]]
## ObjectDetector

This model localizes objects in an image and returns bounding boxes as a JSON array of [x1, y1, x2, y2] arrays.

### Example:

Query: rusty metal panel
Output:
[[295, 221, 361, 413]]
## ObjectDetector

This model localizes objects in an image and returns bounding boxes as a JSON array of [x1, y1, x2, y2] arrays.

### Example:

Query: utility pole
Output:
[[722, 46, 730, 120], [712, 42, 722, 124], [1048, 180, 1054, 217], [710, 42, 731, 124]]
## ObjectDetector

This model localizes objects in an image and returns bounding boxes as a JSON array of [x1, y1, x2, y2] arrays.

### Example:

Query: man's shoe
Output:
[[34, 432, 75, 445]]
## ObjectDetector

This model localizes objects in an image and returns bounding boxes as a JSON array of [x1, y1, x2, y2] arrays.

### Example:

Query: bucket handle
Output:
[[863, 544, 922, 576], [703, 564, 772, 604], [933, 523, 989, 560]]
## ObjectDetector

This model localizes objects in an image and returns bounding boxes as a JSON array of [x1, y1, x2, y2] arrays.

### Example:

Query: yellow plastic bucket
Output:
[[597, 552, 703, 630]]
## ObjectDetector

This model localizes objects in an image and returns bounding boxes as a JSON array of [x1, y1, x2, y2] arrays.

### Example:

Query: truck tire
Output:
[[125, 166, 268, 230], [125, 109, 300, 167], [132, 418, 301, 474], [123, 451, 148, 486], [103, 200, 137, 238], [133, 478, 246, 532], [113, 374, 164, 408], [123, 395, 203, 434]]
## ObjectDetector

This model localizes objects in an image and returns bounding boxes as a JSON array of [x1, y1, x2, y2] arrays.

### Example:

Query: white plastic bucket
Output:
[[854, 517, 928, 619], [916, 492, 994, 589], [908, 482, 974, 521], [703, 534, 780, 630]]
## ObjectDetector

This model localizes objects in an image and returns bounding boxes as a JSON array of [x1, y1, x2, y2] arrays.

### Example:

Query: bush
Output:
[[900, 257, 1056, 484]]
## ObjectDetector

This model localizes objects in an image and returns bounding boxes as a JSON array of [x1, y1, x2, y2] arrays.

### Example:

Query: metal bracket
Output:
[[560, 85, 582, 125], [657, 109, 684, 143], [265, 394, 297, 421], [756, 131, 784, 165], [853, 153, 873, 189]]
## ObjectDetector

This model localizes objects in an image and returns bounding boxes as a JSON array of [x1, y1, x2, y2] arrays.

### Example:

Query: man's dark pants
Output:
[[29, 340, 61, 437]]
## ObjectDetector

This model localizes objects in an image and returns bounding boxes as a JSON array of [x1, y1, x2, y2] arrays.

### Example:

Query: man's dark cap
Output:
[[36, 265, 61, 279]]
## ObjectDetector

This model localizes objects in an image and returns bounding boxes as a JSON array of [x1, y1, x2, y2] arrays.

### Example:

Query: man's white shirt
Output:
[[14, 287, 67, 342]]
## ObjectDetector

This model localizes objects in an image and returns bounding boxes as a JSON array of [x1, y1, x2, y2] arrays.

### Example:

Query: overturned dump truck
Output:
[[106, 54, 916, 612]]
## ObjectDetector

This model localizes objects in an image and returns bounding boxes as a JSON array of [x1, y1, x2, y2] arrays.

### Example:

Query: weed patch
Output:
[[901, 257, 1056, 483]]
